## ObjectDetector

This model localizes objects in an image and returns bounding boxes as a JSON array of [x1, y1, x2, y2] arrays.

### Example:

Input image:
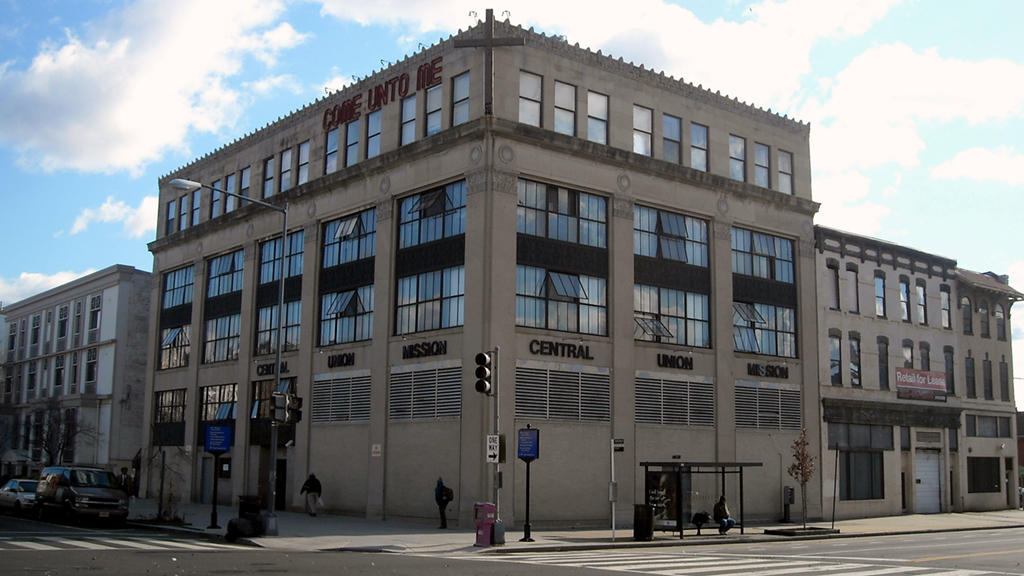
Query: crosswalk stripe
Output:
[[813, 567, 924, 576], [133, 538, 222, 550], [8, 540, 61, 550], [743, 562, 874, 576], [648, 560, 822, 575], [88, 538, 166, 550], [39, 536, 116, 550]]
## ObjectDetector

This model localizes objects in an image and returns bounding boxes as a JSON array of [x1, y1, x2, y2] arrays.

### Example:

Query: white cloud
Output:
[[0, 0, 306, 175], [323, 66, 354, 94], [812, 170, 891, 234], [245, 74, 305, 96], [931, 146, 1024, 186], [0, 270, 96, 307], [68, 195, 157, 238]]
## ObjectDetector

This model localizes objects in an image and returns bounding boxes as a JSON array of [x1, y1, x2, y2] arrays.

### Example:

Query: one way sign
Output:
[[486, 434, 501, 463]]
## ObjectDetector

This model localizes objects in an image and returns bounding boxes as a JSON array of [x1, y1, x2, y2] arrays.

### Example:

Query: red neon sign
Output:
[[322, 57, 443, 132]]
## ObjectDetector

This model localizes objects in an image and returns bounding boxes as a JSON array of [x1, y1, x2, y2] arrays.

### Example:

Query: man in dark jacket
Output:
[[435, 477, 453, 528], [300, 474, 322, 517], [713, 495, 735, 534]]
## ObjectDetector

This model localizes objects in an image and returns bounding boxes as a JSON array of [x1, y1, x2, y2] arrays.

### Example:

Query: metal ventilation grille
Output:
[[635, 377, 714, 427], [916, 431, 942, 444], [736, 381, 801, 430], [389, 365, 461, 421], [312, 373, 371, 424], [515, 366, 610, 422]]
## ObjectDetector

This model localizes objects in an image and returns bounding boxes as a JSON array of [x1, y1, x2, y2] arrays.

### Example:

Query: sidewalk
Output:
[[127, 498, 1024, 554]]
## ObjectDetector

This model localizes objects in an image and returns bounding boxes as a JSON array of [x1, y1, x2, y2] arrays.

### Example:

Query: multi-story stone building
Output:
[[143, 13, 821, 528], [0, 265, 150, 480], [815, 226, 1020, 519]]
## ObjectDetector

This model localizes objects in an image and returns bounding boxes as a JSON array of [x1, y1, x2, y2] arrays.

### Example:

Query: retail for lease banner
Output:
[[895, 367, 947, 402]]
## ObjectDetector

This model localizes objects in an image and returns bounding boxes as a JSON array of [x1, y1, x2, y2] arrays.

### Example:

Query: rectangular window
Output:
[[154, 389, 186, 424], [940, 286, 951, 329], [425, 84, 442, 136], [452, 71, 470, 126], [633, 105, 652, 156], [178, 195, 188, 230], [850, 336, 861, 387], [280, 148, 293, 192], [203, 314, 241, 363], [839, 451, 884, 500], [297, 141, 310, 185], [262, 157, 275, 198], [322, 208, 377, 268], [162, 266, 194, 309], [165, 199, 176, 236], [848, 266, 860, 314], [878, 340, 890, 390], [325, 128, 339, 174], [210, 179, 221, 219], [966, 356, 976, 398], [587, 91, 608, 145], [778, 150, 793, 194], [517, 179, 607, 248], [633, 205, 709, 266], [691, 123, 708, 172], [222, 173, 236, 214], [84, 347, 97, 392], [945, 348, 955, 395], [965, 415, 1012, 438], [30, 314, 40, 356], [26, 361, 36, 400], [53, 355, 64, 394], [366, 110, 381, 159], [731, 228, 795, 283], [920, 345, 931, 371], [56, 305, 68, 351], [729, 135, 746, 181], [239, 167, 250, 207], [875, 274, 886, 317], [159, 324, 190, 370], [519, 71, 542, 127], [830, 334, 842, 385], [662, 114, 681, 164], [69, 352, 78, 394], [259, 230, 304, 284], [554, 81, 576, 136], [87, 295, 101, 344], [200, 383, 237, 422], [1000, 360, 1010, 401], [516, 266, 607, 336], [254, 301, 301, 356], [754, 142, 770, 187], [634, 284, 710, 347], [395, 265, 465, 335], [401, 95, 417, 145], [345, 119, 360, 167], [967, 457, 1000, 493], [319, 286, 374, 345], [899, 279, 910, 321], [398, 180, 467, 248], [251, 378, 295, 419], [916, 282, 927, 324], [732, 302, 797, 358], [191, 190, 201, 226], [735, 381, 802, 430], [983, 359, 993, 400], [207, 251, 244, 298], [903, 343, 913, 368], [828, 263, 841, 310]]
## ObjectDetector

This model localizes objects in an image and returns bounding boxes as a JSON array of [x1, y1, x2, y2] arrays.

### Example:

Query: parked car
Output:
[[35, 466, 129, 524], [0, 479, 38, 514]]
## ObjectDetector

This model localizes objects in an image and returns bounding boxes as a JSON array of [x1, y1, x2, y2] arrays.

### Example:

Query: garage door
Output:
[[915, 451, 941, 514]]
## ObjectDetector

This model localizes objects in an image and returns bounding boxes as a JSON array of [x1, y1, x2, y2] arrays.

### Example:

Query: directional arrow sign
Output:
[[486, 434, 500, 463]]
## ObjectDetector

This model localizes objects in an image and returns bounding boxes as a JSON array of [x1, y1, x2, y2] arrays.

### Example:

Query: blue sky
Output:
[[1, 0, 1022, 389]]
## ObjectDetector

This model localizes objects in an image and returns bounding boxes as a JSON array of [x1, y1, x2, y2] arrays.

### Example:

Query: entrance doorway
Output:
[[914, 451, 941, 513], [275, 459, 287, 511]]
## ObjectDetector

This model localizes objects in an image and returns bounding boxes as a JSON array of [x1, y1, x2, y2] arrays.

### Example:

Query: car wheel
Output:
[[62, 503, 75, 524]]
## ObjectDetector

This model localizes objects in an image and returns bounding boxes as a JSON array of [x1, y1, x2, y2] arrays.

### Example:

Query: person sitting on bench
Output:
[[713, 495, 736, 534]]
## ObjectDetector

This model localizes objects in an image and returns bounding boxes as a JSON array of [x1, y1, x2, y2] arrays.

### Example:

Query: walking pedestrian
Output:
[[435, 477, 453, 529], [300, 474, 322, 517], [117, 467, 134, 497]]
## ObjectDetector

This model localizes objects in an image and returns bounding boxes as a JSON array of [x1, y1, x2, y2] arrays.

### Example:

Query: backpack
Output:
[[443, 486, 454, 501]]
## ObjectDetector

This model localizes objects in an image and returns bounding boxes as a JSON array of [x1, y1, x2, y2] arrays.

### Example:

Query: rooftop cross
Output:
[[454, 9, 526, 115]]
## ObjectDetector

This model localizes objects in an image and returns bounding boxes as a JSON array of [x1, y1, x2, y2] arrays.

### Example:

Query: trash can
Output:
[[633, 504, 654, 541], [473, 502, 497, 547], [238, 495, 262, 518]]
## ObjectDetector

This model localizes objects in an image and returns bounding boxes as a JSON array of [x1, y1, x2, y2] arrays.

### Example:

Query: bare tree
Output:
[[0, 404, 16, 475], [787, 428, 815, 530], [36, 397, 98, 467]]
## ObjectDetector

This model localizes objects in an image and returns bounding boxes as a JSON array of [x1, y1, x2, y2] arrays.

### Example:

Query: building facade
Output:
[[143, 16, 822, 527], [815, 226, 1021, 520], [0, 265, 150, 480]]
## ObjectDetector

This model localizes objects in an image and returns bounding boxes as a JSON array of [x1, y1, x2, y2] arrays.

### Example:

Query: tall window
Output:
[[731, 228, 794, 283], [165, 199, 176, 236], [401, 95, 417, 145], [691, 123, 708, 171], [829, 333, 842, 385], [154, 389, 186, 424], [30, 314, 40, 356], [297, 141, 310, 185], [53, 355, 64, 394], [56, 305, 68, 351], [239, 166, 250, 207], [634, 285, 709, 347], [203, 314, 241, 363], [633, 205, 708, 266], [325, 127, 339, 174], [262, 157, 275, 198], [395, 265, 465, 335], [587, 91, 608, 145], [320, 286, 374, 345], [878, 338, 889, 390], [899, 278, 910, 322], [940, 285, 951, 329], [69, 352, 78, 394], [827, 261, 841, 310], [84, 348, 97, 392], [519, 71, 542, 127], [663, 114, 681, 163], [398, 181, 466, 248], [965, 356, 976, 398], [1000, 358, 1010, 401], [995, 304, 1006, 340], [754, 142, 770, 188], [163, 266, 194, 309], [902, 341, 913, 368], [962, 297, 972, 334], [159, 325, 190, 370], [87, 295, 101, 344], [982, 358, 993, 400], [554, 81, 575, 136], [916, 281, 927, 324], [254, 301, 301, 355], [323, 208, 377, 267], [831, 423, 891, 501], [280, 148, 293, 192], [425, 84, 442, 136], [224, 173, 237, 213], [207, 251, 244, 297], [259, 231, 304, 284], [729, 135, 746, 181], [345, 119, 360, 167], [200, 384, 237, 422], [633, 105, 652, 156], [191, 190, 201, 226], [518, 179, 606, 248], [847, 264, 860, 314], [778, 150, 793, 194], [732, 302, 797, 358], [875, 273, 886, 318], [979, 300, 990, 337], [178, 195, 188, 230], [366, 110, 382, 159], [517, 266, 606, 335], [850, 334, 861, 387], [944, 347, 955, 395], [452, 72, 470, 126], [920, 343, 930, 371]]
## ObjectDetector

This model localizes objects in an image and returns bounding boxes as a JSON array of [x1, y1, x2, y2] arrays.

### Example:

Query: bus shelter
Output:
[[640, 461, 762, 538]]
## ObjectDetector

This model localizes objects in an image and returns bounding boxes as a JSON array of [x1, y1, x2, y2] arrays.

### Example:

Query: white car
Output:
[[0, 479, 38, 514]]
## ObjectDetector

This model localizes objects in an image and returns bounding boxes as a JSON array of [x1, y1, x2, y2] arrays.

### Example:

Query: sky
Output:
[[1, 0, 1022, 397]]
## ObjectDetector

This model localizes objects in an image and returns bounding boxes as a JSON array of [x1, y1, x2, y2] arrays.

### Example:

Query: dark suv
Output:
[[36, 466, 130, 524]]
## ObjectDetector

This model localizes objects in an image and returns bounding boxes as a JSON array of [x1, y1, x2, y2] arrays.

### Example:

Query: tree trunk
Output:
[[800, 480, 808, 530]]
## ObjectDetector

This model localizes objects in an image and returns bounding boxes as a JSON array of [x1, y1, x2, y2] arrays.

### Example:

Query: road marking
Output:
[[134, 538, 231, 550], [88, 538, 166, 550], [39, 536, 115, 550], [8, 540, 61, 550], [911, 548, 1024, 562]]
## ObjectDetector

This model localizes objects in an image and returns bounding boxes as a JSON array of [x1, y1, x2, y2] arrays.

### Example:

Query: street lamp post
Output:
[[169, 178, 287, 536]]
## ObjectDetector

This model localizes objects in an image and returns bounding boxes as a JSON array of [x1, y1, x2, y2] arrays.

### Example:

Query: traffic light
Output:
[[474, 352, 492, 394], [286, 394, 303, 424], [272, 393, 287, 422]]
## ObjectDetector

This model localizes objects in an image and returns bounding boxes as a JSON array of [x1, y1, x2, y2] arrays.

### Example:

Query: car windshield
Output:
[[19, 481, 38, 491], [70, 470, 118, 488]]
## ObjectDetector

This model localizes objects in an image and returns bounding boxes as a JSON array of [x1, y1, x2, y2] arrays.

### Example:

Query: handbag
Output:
[[317, 496, 324, 508]]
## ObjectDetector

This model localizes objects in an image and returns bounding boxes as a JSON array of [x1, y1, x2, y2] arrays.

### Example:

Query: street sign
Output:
[[518, 427, 539, 462], [205, 425, 232, 455], [486, 434, 500, 463]]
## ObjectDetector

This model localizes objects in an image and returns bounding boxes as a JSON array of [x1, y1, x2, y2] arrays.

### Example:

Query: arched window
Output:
[[996, 304, 1006, 341], [979, 300, 989, 338], [961, 297, 972, 335]]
